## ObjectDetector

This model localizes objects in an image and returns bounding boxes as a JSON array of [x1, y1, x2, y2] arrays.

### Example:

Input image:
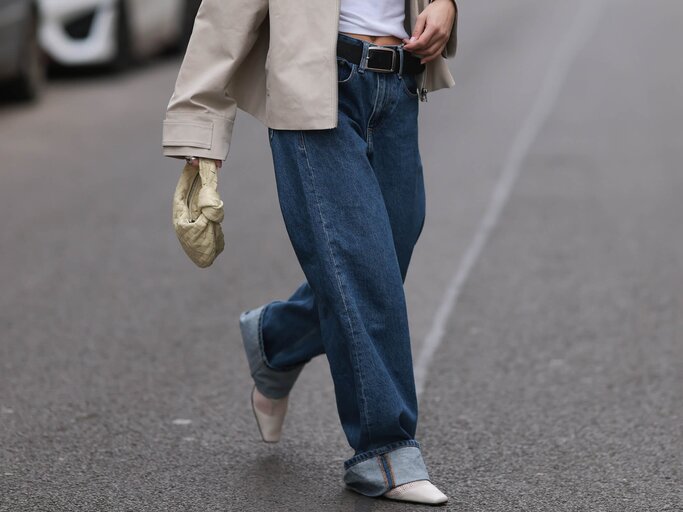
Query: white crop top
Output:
[[338, 0, 410, 40]]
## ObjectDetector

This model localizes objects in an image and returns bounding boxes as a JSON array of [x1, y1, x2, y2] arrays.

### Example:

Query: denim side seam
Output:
[[343, 445, 430, 497], [376, 456, 390, 488], [344, 439, 421, 470], [379, 453, 395, 487], [240, 305, 305, 398], [299, 131, 374, 442]]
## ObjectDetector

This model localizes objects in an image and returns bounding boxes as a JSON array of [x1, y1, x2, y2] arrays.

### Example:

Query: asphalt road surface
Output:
[[1, 0, 681, 510]]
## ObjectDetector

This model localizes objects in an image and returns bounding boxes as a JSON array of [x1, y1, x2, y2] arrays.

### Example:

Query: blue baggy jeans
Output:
[[246, 33, 430, 497]]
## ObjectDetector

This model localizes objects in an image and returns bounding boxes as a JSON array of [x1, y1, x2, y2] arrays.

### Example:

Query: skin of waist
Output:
[[339, 32, 404, 46]]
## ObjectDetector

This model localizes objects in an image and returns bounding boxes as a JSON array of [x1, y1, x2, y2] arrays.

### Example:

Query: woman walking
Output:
[[162, 0, 458, 505]]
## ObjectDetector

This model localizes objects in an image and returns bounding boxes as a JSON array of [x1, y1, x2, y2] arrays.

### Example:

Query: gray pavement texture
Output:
[[1, 0, 682, 511]]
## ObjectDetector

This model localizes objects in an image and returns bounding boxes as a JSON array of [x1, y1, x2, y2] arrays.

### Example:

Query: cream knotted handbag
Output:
[[172, 158, 225, 268]]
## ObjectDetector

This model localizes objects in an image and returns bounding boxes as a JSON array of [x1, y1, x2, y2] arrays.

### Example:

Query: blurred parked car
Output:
[[38, 0, 202, 69], [0, 0, 45, 101]]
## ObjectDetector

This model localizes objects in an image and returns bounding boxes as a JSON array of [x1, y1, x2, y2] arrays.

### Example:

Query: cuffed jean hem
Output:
[[343, 443, 430, 497], [239, 305, 305, 399]]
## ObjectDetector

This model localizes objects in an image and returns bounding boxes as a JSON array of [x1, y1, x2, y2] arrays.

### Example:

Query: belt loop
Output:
[[357, 41, 369, 74], [397, 43, 405, 79]]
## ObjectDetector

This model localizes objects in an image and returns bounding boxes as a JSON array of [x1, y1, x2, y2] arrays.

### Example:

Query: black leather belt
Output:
[[337, 37, 425, 75]]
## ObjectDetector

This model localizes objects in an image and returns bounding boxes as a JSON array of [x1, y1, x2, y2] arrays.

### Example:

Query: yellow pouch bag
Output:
[[172, 158, 225, 268]]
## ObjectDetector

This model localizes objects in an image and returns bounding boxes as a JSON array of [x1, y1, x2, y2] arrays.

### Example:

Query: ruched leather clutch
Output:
[[172, 158, 225, 268]]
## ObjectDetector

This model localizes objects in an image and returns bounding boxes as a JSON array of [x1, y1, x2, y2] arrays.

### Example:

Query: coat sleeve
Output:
[[162, 0, 269, 161]]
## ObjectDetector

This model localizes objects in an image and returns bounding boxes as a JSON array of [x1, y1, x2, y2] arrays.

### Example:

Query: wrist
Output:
[[430, 0, 457, 12]]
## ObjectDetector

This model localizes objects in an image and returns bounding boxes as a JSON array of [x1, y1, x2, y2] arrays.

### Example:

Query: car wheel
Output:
[[184, 0, 201, 44], [172, 0, 201, 53], [9, 8, 46, 102], [110, 0, 133, 71]]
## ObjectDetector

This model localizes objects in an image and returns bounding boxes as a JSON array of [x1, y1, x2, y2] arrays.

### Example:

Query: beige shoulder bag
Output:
[[172, 158, 225, 268]]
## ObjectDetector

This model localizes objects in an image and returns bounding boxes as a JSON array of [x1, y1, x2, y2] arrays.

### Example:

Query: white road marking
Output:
[[414, 0, 605, 397], [172, 418, 193, 425]]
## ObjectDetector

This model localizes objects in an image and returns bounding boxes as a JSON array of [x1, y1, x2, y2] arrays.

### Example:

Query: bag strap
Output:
[[196, 158, 224, 223]]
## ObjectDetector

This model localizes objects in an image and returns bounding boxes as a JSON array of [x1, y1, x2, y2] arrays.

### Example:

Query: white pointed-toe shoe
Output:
[[250, 384, 290, 443], [383, 480, 449, 505]]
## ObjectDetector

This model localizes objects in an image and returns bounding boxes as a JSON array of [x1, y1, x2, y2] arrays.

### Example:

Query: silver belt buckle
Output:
[[365, 46, 396, 73]]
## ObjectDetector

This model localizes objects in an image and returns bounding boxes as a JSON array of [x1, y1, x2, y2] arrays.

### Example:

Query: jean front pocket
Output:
[[337, 56, 357, 84], [400, 72, 420, 98]]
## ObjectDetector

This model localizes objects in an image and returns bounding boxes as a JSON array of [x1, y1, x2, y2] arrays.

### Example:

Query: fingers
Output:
[[402, 0, 455, 62], [417, 40, 447, 63], [187, 158, 223, 169], [403, 23, 438, 52], [403, 26, 449, 63], [403, 26, 447, 63]]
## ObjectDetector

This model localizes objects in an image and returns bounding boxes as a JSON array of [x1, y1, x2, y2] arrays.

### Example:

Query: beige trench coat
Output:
[[162, 0, 458, 162]]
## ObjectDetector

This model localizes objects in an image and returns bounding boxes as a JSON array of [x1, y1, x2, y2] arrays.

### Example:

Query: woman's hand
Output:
[[402, 0, 456, 64], [187, 157, 223, 169]]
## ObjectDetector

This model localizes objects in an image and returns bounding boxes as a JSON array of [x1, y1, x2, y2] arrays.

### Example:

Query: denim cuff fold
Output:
[[240, 305, 305, 399], [343, 444, 430, 497]]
